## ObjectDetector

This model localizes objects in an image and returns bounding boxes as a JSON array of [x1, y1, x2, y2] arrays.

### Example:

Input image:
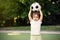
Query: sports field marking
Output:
[[7, 31, 20, 35], [0, 31, 60, 34]]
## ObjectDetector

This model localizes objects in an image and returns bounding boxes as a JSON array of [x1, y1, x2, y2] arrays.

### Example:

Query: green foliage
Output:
[[0, 0, 59, 19], [0, 0, 18, 20], [0, 0, 60, 26]]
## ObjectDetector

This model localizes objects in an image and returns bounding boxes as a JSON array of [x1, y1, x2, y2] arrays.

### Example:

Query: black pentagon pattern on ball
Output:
[[36, 5, 38, 9], [31, 6, 33, 9]]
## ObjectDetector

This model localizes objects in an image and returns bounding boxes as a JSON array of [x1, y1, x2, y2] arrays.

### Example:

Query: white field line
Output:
[[0, 31, 60, 34]]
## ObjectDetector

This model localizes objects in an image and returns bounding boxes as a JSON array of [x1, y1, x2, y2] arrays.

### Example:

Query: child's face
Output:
[[33, 13, 39, 21]]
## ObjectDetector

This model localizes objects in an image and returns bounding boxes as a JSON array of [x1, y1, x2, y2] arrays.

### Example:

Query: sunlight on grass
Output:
[[7, 32, 20, 35]]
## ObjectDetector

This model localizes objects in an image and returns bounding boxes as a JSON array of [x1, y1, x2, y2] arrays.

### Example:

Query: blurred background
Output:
[[0, 0, 60, 40], [0, 0, 60, 30]]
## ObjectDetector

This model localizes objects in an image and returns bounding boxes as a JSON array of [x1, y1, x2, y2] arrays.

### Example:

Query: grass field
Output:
[[0, 26, 60, 31], [0, 33, 60, 40], [0, 26, 60, 40]]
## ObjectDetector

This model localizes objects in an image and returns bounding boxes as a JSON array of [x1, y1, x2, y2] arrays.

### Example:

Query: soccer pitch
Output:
[[0, 26, 60, 40], [0, 31, 60, 40]]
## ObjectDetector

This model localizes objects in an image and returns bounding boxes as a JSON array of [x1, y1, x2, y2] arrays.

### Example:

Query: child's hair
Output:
[[31, 11, 40, 18]]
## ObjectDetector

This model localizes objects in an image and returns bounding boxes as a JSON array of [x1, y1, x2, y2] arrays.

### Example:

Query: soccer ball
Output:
[[31, 2, 41, 12]]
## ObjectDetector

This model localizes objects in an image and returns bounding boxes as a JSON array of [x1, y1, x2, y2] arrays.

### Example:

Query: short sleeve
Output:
[[30, 20, 33, 24], [38, 20, 42, 24]]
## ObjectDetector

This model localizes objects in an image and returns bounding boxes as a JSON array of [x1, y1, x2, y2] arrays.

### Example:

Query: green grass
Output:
[[42, 34, 60, 40], [0, 26, 60, 31], [0, 33, 60, 40], [0, 26, 30, 30], [41, 26, 60, 31]]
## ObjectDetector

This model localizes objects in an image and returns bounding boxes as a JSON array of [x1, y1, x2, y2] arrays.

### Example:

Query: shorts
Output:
[[30, 35, 41, 40]]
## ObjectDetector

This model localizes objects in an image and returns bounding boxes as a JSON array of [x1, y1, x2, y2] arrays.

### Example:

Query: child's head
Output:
[[31, 12, 40, 21]]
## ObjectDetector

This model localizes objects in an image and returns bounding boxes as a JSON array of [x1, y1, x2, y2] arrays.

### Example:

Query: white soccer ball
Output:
[[31, 2, 41, 12]]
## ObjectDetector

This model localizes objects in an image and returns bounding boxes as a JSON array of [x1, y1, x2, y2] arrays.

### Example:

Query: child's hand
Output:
[[38, 5, 41, 11]]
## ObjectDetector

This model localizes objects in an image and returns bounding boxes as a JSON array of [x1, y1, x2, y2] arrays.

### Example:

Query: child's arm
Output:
[[39, 10, 43, 22], [28, 7, 32, 21]]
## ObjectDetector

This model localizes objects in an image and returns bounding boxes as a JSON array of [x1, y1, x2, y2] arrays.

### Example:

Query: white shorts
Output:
[[30, 35, 41, 40]]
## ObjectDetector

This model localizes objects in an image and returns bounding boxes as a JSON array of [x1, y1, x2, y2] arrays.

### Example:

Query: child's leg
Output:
[[37, 35, 41, 40], [30, 35, 41, 40], [30, 35, 36, 40]]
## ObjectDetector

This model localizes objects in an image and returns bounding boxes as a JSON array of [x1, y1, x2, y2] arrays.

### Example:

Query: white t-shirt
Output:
[[30, 20, 42, 35]]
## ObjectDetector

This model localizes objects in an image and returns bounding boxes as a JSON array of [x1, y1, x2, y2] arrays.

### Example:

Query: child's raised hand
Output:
[[30, 6, 32, 11]]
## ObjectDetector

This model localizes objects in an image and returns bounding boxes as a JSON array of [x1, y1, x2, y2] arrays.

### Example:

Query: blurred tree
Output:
[[0, 0, 18, 19], [0, 0, 18, 26], [0, 0, 60, 26]]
